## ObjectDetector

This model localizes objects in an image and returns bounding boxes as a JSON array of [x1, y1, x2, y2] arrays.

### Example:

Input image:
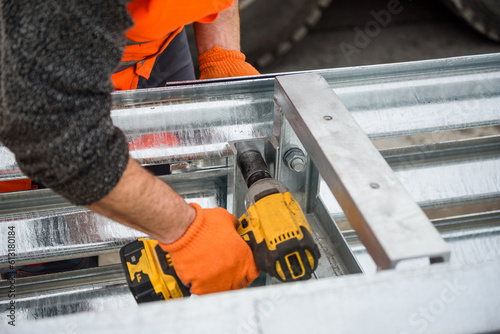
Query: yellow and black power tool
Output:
[[235, 143, 320, 282], [120, 144, 320, 303]]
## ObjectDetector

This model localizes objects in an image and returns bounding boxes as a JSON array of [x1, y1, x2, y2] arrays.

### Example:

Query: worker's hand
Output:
[[159, 203, 260, 295], [198, 46, 260, 80]]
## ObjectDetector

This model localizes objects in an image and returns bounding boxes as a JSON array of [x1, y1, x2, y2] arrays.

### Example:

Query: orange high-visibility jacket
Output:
[[112, 0, 233, 91]]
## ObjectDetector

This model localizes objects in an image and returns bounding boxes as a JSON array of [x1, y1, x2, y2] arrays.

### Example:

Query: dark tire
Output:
[[240, 0, 332, 68], [441, 0, 500, 42]]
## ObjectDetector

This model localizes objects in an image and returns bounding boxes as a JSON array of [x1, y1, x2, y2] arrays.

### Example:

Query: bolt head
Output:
[[290, 158, 306, 172], [284, 148, 306, 173]]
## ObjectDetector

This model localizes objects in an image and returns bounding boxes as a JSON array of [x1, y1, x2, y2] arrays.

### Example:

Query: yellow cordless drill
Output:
[[235, 142, 320, 282], [120, 144, 320, 302]]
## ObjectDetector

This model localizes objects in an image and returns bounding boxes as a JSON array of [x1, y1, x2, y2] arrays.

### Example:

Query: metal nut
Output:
[[284, 148, 306, 173]]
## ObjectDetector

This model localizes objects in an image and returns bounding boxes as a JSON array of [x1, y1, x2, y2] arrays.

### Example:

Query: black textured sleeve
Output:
[[0, 0, 133, 205]]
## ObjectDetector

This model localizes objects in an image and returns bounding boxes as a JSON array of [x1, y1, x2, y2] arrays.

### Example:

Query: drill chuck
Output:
[[235, 142, 272, 188]]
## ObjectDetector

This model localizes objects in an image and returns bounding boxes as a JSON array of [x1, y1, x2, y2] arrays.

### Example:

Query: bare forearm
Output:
[[194, 0, 240, 54], [87, 156, 195, 244]]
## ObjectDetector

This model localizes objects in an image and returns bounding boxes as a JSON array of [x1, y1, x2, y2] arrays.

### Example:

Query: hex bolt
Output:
[[284, 148, 306, 173]]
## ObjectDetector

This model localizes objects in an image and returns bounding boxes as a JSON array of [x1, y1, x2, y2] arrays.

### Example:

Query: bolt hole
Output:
[[323, 115, 332, 121], [370, 183, 380, 189]]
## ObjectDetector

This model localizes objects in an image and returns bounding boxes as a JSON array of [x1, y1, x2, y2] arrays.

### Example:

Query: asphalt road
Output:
[[261, 0, 500, 73]]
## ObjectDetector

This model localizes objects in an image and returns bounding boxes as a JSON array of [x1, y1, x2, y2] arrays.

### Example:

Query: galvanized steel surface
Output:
[[0, 54, 499, 327], [1, 54, 499, 179], [1, 54, 499, 268], [0, 171, 224, 267]]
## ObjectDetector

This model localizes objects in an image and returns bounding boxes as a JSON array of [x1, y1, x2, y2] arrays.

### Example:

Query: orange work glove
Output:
[[198, 46, 260, 80], [159, 203, 259, 295]]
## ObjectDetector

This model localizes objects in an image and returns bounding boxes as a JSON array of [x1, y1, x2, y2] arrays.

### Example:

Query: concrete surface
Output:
[[261, 0, 500, 73]]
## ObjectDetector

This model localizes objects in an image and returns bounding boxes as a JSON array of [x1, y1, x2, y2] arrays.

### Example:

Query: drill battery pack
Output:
[[119, 238, 190, 303]]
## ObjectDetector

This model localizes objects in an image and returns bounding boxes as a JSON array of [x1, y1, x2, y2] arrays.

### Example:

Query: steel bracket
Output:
[[273, 73, 451, 270]]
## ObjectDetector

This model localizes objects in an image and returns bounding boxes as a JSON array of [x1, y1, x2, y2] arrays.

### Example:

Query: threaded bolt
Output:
[[284, 148, 306, 173]]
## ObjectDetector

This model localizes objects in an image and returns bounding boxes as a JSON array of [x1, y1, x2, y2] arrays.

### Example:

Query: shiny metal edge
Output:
[[310, 197, 363, 275], [5, 260, 499, 334], [0, 264, 125, 297]]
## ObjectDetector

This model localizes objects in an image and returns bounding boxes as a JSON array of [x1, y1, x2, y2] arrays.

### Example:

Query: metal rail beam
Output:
[[274, 73, 450, 269], [1, 54, 499, 180]]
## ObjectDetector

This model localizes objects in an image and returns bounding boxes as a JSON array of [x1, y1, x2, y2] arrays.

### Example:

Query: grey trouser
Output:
[[137, 28, 196, 88]]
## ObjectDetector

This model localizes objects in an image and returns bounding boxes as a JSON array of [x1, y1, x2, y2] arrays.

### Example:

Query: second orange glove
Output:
[[198, 46, 260, 80], [159, 203, 259, 295]]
